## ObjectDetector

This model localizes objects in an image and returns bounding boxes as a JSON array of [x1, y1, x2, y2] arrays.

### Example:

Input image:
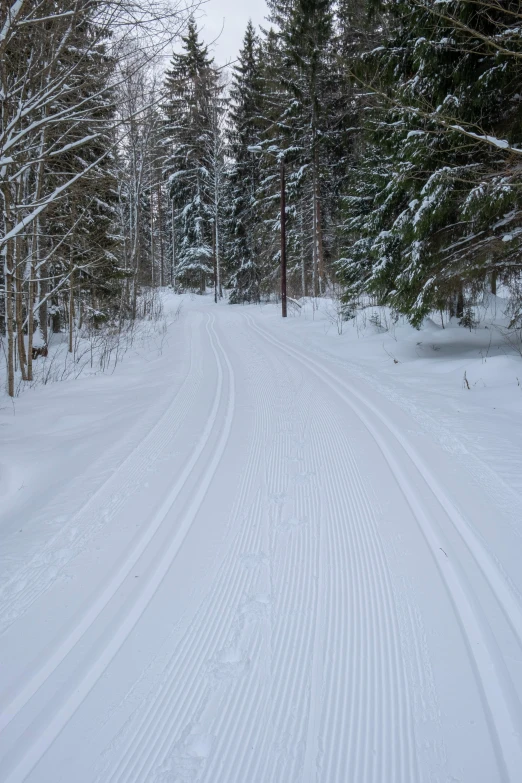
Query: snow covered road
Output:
[[1, 298, 522, 782]]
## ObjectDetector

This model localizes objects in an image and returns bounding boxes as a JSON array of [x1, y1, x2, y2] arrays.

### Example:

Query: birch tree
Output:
[[1, 0, 195, 396]]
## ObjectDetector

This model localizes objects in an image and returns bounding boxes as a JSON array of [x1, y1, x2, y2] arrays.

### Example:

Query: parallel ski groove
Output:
[[205, 352, 317, 783], [1, 314, 235, 783], [99, 327, 275, 783], [314, 397, 417, 783], [120, 358, 269, 782], [0, 318, 205, 734], [247, 315, 522, 781], [0, 315, 201, 639]]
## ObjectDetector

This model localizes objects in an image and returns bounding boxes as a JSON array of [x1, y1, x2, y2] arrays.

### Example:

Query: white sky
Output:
[[196, 0, 269, 66]]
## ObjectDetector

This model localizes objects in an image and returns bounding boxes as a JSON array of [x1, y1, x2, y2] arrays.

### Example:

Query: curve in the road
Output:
[[101, 326, 279, 783], [2, 314, 236, 783], [0, 315, 200, 638]]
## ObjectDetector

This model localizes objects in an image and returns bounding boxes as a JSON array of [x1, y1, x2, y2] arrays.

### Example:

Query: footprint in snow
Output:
[[269, 491, 288, 505], [240, 593, 271, 621], [277, 516, 308, 533], [239, 552, 269, 570], [42, 547, 74, 566], [292, 471, 316, 486], [47, 514, 68, 527], [207, 647, 250, 681], [155, 732, 214, 783]]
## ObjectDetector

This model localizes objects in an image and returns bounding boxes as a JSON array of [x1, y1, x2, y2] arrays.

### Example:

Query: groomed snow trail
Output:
[[1, 299, 521, 783]]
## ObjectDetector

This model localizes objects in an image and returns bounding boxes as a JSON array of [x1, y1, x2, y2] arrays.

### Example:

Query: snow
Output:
[[449, 124, 518, 153], [1, 293, 522, 782]]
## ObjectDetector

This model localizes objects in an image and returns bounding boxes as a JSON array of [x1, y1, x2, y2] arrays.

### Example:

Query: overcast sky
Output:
[[196, 0, 269, 66]]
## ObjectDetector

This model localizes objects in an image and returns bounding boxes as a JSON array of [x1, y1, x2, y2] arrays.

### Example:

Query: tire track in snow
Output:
[[247, 314, 522, 781], [0, 313, 201, 638], [95, 323, 278, 783], [1, 314, 235, 783]]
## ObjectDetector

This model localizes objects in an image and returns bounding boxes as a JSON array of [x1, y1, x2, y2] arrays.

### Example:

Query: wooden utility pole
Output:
[[280, 158, 287, 318], [171, 200, 178, 290], [213, 218, 217, 304]]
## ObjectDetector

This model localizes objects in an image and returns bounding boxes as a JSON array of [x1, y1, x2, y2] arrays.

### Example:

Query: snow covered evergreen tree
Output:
[[164, 19, 221, 294], [259, 0, 350, 297], [226, 22, 265, 303], [339, 0, 522, 325]]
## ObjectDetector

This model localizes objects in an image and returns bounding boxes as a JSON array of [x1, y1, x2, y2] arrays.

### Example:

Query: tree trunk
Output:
[[213, 220, 217, 304], [15, 234, 28, 381], [27, 238, 35, 382], [300, 204, 307, 298], [52, 299, 61, 333], [5, 238, 15, 397], [150, 185, 155, 287], [456, 284, 464, 319], [316, 189, 326, 294], [312, 188, 319, 297], [132, 199, 141, 320], [215, 212, 222, 298], [157, 182, 164, 287], [69, 268, 74, 353], [39, 254, 49, 344], [32, 117, 47, 367], [171, 200, 176, 290]]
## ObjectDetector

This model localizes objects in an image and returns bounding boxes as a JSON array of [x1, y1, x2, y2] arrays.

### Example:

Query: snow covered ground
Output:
[[1, 293, 522, 782]]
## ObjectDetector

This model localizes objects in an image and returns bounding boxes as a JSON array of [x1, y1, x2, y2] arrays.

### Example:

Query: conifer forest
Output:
[[2, 1, 522, 395], [3, 4, 522, 782]]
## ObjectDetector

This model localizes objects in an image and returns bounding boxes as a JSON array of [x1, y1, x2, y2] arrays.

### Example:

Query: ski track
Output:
[[246, 314, 522, 781], [2, 303, 522, 782], [291, 328, 522, 547], [96, 318, 421, 783], [0, 314, 202, 731], [1, 313, 235, 783], [248, 314, 522, 648], [0, 314, 200, 638], [94, 325, 276, 783], [311, 401, 418, 783], [200, 348, 318, 783]]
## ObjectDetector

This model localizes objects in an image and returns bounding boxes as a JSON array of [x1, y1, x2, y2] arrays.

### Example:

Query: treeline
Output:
[[0, 0, 192, 397], [165, 0, 522, 324], [2, 1, 522, 397]]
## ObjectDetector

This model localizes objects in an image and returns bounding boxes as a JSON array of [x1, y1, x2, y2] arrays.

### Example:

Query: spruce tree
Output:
[[226, 22, 265, 303], [164, 19, 218, 294], [340, 0, 522, 324], [264, 0, 347, 297]]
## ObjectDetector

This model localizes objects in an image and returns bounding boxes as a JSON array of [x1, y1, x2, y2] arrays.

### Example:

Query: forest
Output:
[[1, 0, 522, 397]]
